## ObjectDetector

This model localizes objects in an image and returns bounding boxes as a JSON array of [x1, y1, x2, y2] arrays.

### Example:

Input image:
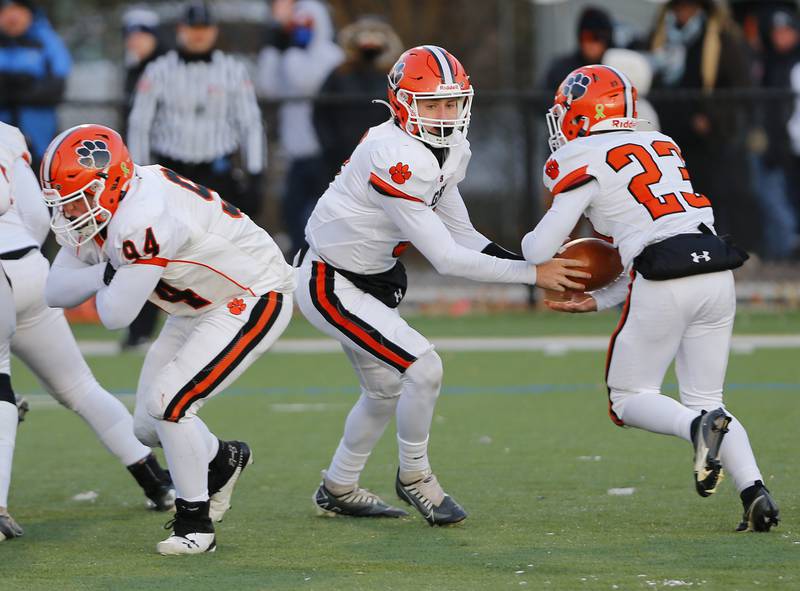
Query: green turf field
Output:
[[4, 310, 798, 590]]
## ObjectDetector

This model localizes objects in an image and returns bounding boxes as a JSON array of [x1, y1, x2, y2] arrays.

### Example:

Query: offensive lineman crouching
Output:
[[41, 125, 296, 554]]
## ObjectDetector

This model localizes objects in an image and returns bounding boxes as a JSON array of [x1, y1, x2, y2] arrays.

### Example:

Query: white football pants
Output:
[[134, 291, 292, 501], [3, 250, 151, 467], [607, 270, 762, 491], [295, 252, 443, 487]]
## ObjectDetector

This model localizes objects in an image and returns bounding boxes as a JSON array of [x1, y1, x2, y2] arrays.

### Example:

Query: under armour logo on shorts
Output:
[[691, 251, 711, 263]]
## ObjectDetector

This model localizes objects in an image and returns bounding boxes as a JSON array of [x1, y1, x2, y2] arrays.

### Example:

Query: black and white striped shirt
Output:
[[128, 49, 264, 174]]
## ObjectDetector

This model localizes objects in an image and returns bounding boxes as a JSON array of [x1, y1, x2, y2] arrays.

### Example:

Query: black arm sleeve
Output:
[[481, 242, 525, 261]]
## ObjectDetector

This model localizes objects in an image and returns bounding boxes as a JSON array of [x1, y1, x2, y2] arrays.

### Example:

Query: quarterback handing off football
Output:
[[558, 238, 622, 291], [546, 238, 622, 302]]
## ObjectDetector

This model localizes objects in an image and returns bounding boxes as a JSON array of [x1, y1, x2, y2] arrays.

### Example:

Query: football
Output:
[[557, 237, 623, 291]]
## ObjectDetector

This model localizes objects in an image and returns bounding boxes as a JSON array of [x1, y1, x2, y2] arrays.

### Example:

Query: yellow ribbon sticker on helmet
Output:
[[594, 104, 606, 120]]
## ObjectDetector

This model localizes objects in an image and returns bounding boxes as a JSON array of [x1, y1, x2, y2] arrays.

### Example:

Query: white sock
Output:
[[612, 392, 698, 440], [193, 416, 220, 462], [72, 384, 151, 466], [718, 414, 763, 492], [395, 353, 441, 444], [397, 435, 430, 478], [341, 394, 397, 454], [325, 439, 370, 491], [0, 400, 18, 508], [155, 418, 212, 502]]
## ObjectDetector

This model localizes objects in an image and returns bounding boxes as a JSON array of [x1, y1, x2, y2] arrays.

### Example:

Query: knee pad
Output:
[[133, 406, 160, 448], [143, 363, 189, 421], [403, 350, 443, 398], [0, 373, 14, 404]]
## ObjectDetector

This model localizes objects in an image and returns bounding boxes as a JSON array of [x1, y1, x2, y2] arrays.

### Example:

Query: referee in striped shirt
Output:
[[128, 2, 264, 217]]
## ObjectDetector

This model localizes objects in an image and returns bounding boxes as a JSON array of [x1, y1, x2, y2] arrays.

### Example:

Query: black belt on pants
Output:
[[0, 245, 38, 260]]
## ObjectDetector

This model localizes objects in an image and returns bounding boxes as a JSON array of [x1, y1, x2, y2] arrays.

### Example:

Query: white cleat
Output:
[[156, 532, 216, 555], [157, 498, 215, 555]]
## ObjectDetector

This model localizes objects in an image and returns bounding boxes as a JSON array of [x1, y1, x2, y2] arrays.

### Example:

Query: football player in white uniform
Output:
[[41, 125, 296, 554], [0, 124, 175, 546], [296, 46, 590, 525], [521, 65, 779, 532], [0, 127, 21, 541]]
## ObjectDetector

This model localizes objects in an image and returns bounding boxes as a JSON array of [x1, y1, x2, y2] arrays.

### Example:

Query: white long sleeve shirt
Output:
[[305, 120, 536, 285]]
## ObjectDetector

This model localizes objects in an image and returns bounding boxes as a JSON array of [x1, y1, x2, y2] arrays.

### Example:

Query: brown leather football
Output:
[[558, 237, 623, 291]]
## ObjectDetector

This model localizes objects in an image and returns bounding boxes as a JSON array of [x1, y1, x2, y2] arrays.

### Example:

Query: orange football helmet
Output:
[[546, 64, 643, 153], [383, 45, 473, 148], [40, 124, 134, 246]]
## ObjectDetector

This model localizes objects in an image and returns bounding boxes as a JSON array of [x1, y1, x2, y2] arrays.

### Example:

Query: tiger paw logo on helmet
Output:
[[75, 140, 111, 170], [388, 61, 405, 88], [389, 162, 412, 184], [562, 73, 591, 101]]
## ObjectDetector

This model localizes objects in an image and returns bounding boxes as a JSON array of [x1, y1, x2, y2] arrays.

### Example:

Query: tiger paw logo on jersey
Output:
[[545, 159, 559, 180], [562, 73, 591, 102], [389, 162, 412, 184], [75, 140, 112, 170], [227, 298, 247, 315]]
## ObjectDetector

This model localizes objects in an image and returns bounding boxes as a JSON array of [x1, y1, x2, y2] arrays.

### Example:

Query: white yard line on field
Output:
[[76, 334, 800, 357]]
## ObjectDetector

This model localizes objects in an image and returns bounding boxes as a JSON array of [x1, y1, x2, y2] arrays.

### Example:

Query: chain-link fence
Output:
[[58, 87, 800, 281]]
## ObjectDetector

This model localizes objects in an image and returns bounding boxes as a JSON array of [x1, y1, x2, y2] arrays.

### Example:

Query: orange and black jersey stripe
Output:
[[163, 291, 283, 422], [309, 261, 417, 373], [604, 271, 635, 427]]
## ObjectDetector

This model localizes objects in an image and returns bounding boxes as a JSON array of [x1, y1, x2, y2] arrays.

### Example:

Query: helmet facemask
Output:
[[546, 102, 569, 153], [42, 177, 111, 247], [393, 86, 474, 148]]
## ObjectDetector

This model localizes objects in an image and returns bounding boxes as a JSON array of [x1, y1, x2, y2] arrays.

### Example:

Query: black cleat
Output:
[[15, 395, 29, 424], [736, 481, 780, 532], [313, 476, 408, 518], [691, 408, 731, 497], [127, 453, 175, 511], [208, 440, 253, 522], [395, 469, 467, 526], [146, 481, 177, 512], [0, 509, 23, 541]]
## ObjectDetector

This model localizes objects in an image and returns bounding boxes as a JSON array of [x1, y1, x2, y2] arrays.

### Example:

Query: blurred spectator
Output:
[[650, 0, 757, 246], [0, 0, 70, 169], [126, 1, 265, 350], [128, 1, 264, 216], [602, 48, 660, 131], [122, 7, 165, 125], [762, 9, 800, 259], [541, 6, 613, 95], [313, 15, 402, 181], [257, 0, 344, 255]]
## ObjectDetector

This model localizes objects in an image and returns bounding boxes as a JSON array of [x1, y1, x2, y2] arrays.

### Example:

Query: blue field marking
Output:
[[20, 382, 800, 403]]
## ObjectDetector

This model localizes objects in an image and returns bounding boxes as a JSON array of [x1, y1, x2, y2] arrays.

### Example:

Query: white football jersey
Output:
[[543, 130, 715, 267], [305, 120, 470, 273], [70, 164, 295, 316], [0, 158, 51, 252]]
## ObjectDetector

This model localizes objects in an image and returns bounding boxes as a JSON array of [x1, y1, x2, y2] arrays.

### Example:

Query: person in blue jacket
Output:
[[0, 0, 71, 168]]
